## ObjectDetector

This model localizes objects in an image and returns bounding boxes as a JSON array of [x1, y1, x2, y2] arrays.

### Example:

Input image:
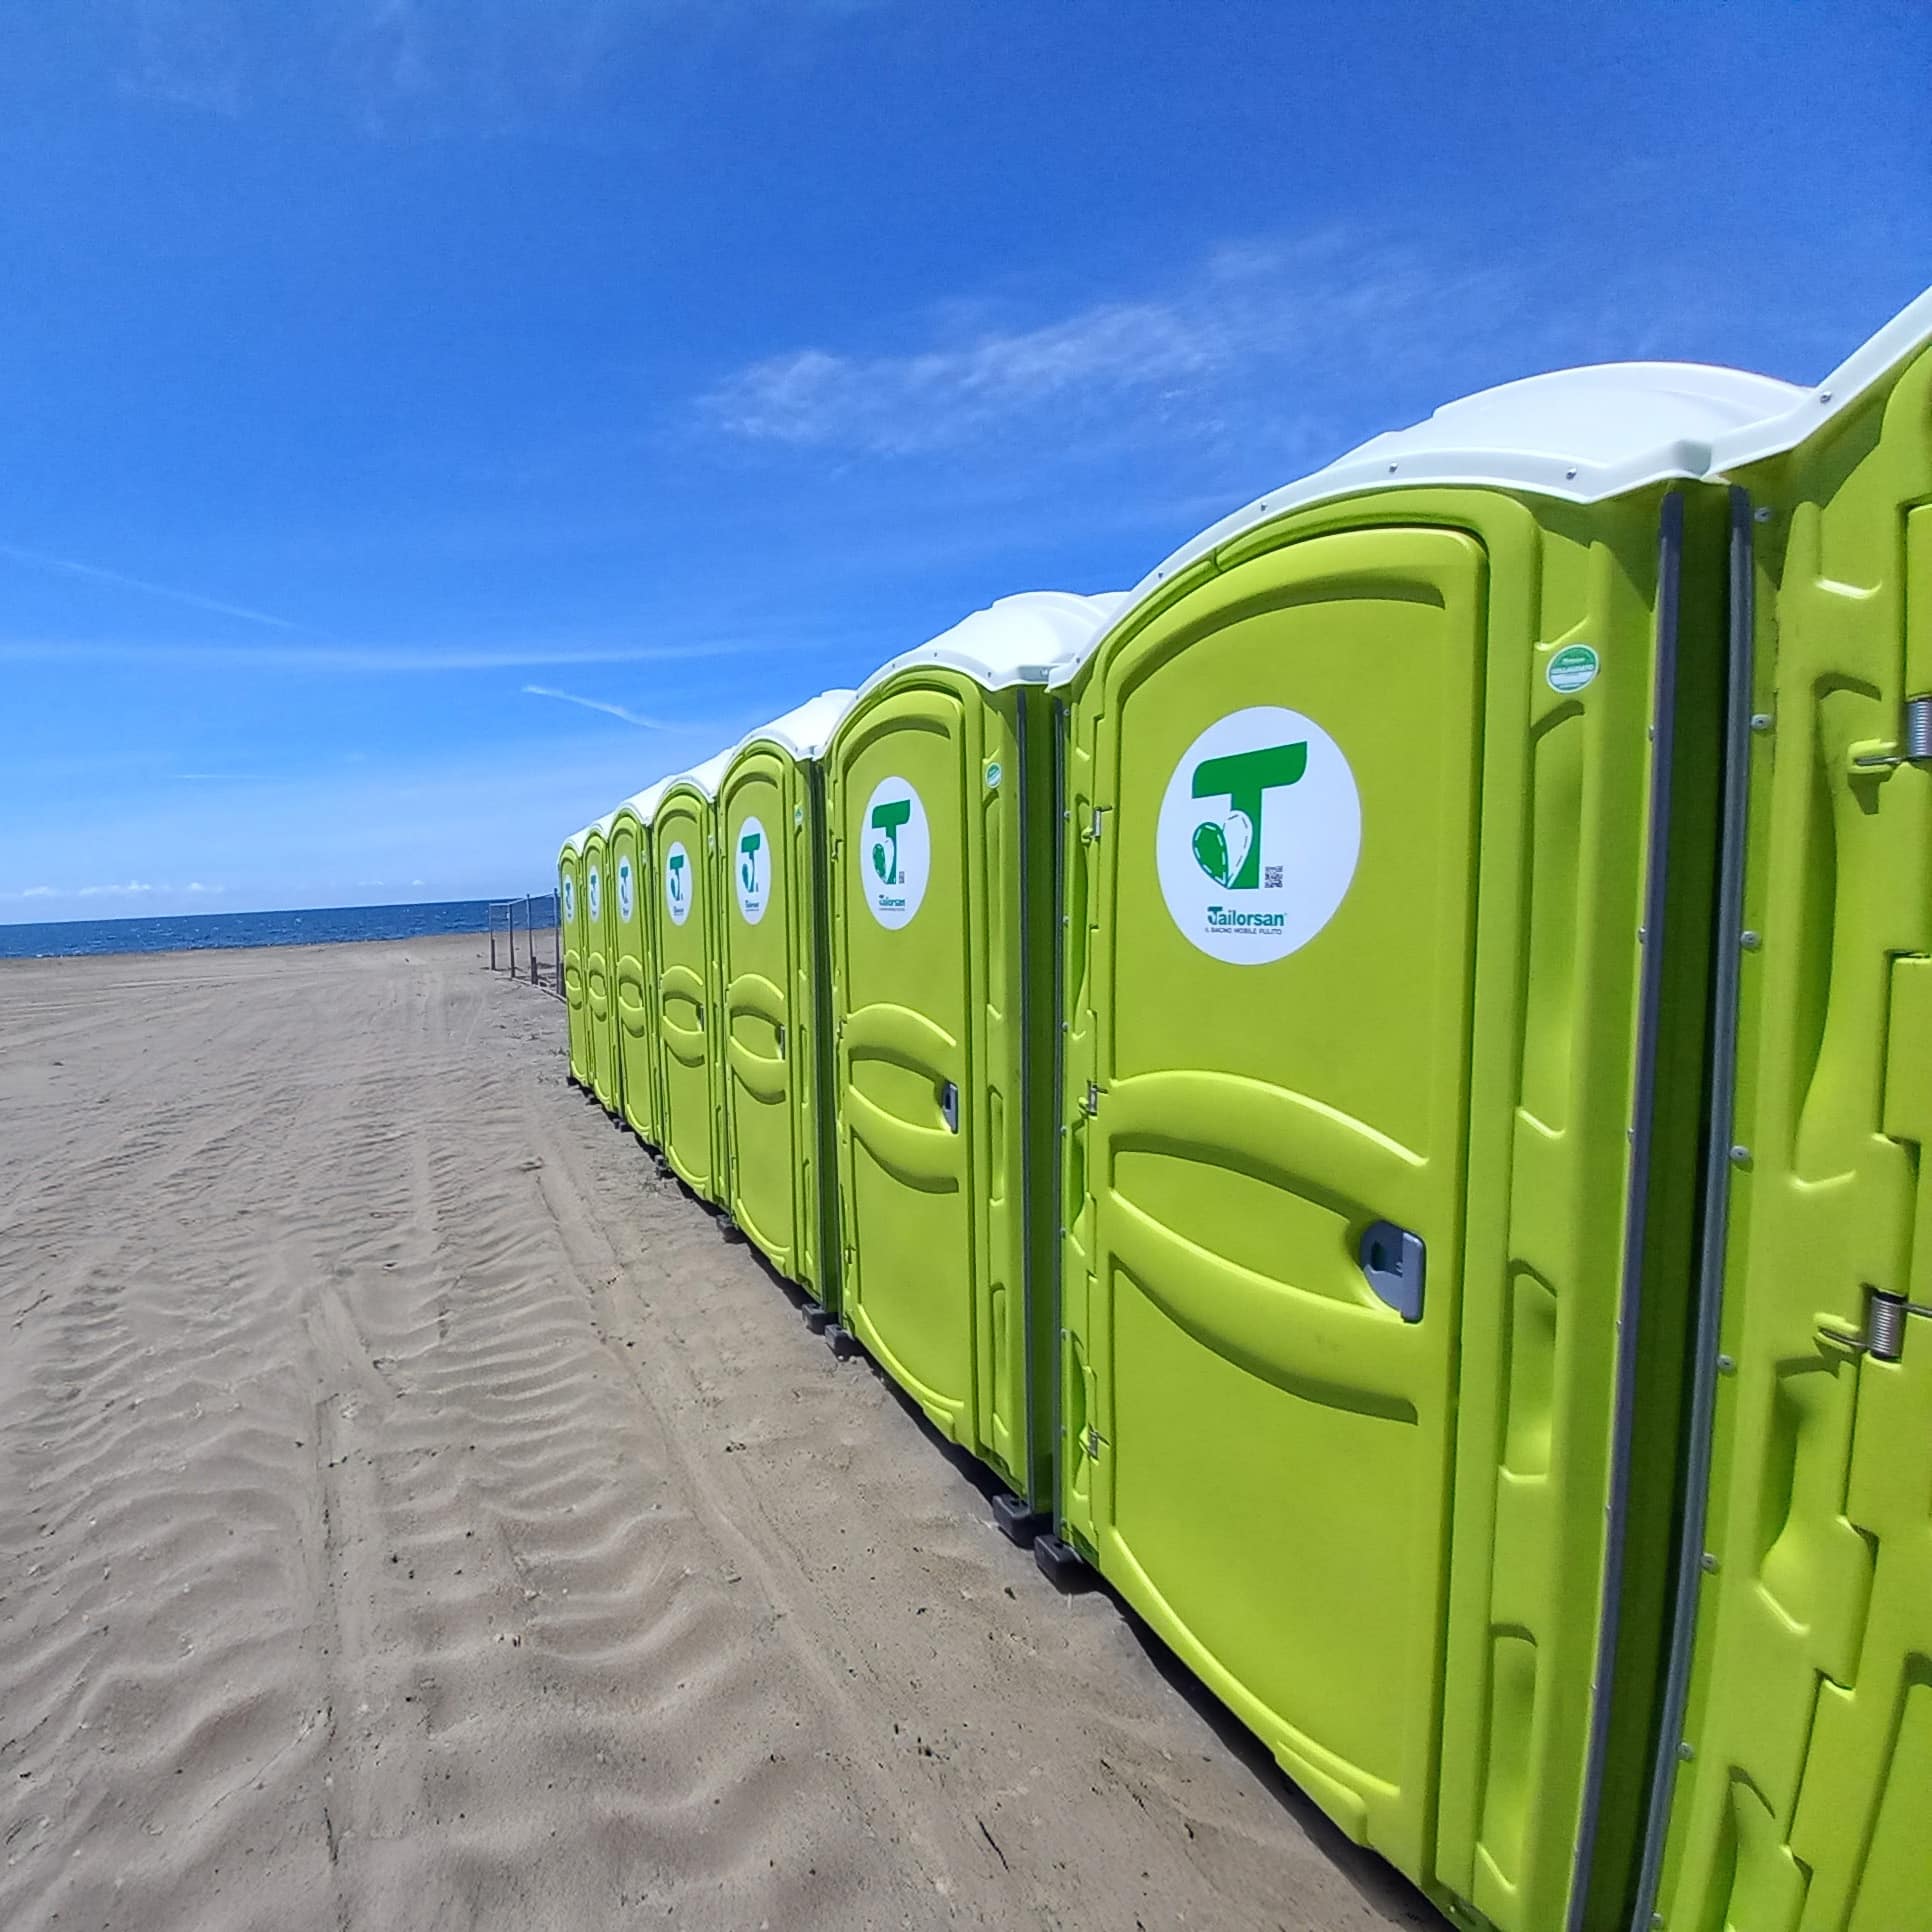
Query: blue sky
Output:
[[3, 1, 1927, 920]]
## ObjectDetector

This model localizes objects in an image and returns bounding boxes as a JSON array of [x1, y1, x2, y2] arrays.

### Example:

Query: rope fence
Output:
[[487, 891, 563, 998]]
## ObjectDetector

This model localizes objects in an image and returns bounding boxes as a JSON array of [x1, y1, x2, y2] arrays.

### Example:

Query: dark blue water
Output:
[[0, 900, 505, 960]]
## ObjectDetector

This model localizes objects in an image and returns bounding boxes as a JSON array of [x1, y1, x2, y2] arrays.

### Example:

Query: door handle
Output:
[[1359, 1220, 1425, 1323], [939, 1081, 959, 1133]]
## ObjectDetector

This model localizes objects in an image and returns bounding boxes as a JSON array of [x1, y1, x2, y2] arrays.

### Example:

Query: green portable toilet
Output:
[[1631, 290, 1932, 1932], [608, 780, 670, 1149], [652, 750, 733, 1203], [825, 592, 1125, 1526], [715, 690, 856, 1308], [559, 827, 592, 1089], [1045, 360, 1805, 1930], [581, 811, 622, 1117]]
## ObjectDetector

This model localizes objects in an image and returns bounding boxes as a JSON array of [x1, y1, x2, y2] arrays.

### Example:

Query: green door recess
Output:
[[831, 689, 977, 1441], [1065, 528, 1486, 1875], [1646, 336, 1932, 1932], [610, 812, 655, 1145], [560, 842, 589, 1087], [653, 786, 721, 1200], [719, 749, 803, 1278], [583, 825, 620, 1116]]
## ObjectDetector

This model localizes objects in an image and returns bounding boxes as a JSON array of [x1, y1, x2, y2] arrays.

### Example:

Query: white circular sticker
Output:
[[586, 864, 602, 923], [561, 874, 575, 924], [663, 840, 692, 926], [860, 776, 930, 930], [615, 854, 634, 924], [1156, 706, 1361, 964], [734, 815, 770, 924]]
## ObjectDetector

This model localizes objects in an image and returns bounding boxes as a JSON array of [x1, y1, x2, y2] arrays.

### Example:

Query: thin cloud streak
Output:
[[521, 684, 679, 729], [0, 541, 300, 631]]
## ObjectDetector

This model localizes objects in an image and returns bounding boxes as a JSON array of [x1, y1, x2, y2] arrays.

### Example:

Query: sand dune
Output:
[[0, 935, 1434, 1931]]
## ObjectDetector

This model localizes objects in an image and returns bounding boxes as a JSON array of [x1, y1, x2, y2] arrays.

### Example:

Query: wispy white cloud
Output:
[[1, 879, 224, 905], [520, 683, 678, 728], [0, 541, 299, 631], [708, 301, 1224, 455], [699, 232, 1525, 459]]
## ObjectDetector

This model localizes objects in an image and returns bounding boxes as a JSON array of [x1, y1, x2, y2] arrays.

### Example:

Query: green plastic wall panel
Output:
[[1649, 339, 1932, 1932]]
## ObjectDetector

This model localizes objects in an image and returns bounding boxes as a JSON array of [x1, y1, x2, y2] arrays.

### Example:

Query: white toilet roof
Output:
[[856, 590, 1131, 702], [735, 687, 857, 764], [1110, 284, 1932, 621], [663, 748, 734, 802], [1119, 362, 1802, 612], [1710, 283, 1932, 473], [617, 777, 673, 827]]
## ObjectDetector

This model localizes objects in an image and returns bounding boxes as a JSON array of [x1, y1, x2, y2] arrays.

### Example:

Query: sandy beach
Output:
[[0, 935, 1433, 1932]]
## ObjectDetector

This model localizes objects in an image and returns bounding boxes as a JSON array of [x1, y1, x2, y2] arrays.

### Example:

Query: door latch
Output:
[[939, 1082, 959, 1133], [1359, 1220, 1426, 1323]]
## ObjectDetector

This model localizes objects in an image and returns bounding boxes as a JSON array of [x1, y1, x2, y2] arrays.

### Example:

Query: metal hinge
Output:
[[1081, 806, 1104, 843], [1818, 1285, 1932, 1363], [1850, 694, 1932, 769], [1081, 1080, 1102, 1117], [1083, 1426, 1105, 1459]]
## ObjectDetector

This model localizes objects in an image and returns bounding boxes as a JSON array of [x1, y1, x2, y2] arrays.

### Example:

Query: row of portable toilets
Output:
[[556, 290, 1931, 1932]]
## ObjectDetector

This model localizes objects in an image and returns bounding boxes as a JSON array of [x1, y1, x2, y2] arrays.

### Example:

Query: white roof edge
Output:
[[731, 687, 858, 765], [1709, 284, 1932, 473], [854, 590, 1132, 707], [1072, 361, 1811, 669], [660, 747, 734, 802], [616, 776, 674, 826]]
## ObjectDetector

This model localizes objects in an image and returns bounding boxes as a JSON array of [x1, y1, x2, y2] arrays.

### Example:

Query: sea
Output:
[[0, 899, 539, 961]]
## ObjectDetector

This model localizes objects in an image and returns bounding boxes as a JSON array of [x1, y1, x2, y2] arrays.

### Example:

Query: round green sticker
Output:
[[1547, 644, 1600, 694], [984, 761, 1003, 788]]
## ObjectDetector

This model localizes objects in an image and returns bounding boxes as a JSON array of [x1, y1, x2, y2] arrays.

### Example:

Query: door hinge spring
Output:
[[1908, 694, 1932, 762], [1819, 1284, 1932, 1363], [1083, 1426, 1105, 1459]]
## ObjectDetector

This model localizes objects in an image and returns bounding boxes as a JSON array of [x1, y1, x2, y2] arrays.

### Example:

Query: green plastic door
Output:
[[610, 817, 655, 1144], [561, 850, 589, 1085], [832, 690, 976, 1439], [654, 791, 718, 1199], [1068, 527, 1485, 1873], [720, 753, 800, 1275], [583, 833, 619, 1114]]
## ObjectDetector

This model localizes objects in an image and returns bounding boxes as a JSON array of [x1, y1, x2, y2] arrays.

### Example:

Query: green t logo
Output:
[[739, 829, 761, 896], [870, 798, 912, 885], [667, 852, 685, 902], [1190, 742, 1307, 889]]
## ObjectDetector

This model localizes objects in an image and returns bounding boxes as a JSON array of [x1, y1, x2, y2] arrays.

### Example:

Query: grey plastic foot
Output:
[[824, 1323, 860, 1360], [1034, 1533, 1093, 1592], [991, 1493, 1047, 1547], [802, 1304, 830, 1334]]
